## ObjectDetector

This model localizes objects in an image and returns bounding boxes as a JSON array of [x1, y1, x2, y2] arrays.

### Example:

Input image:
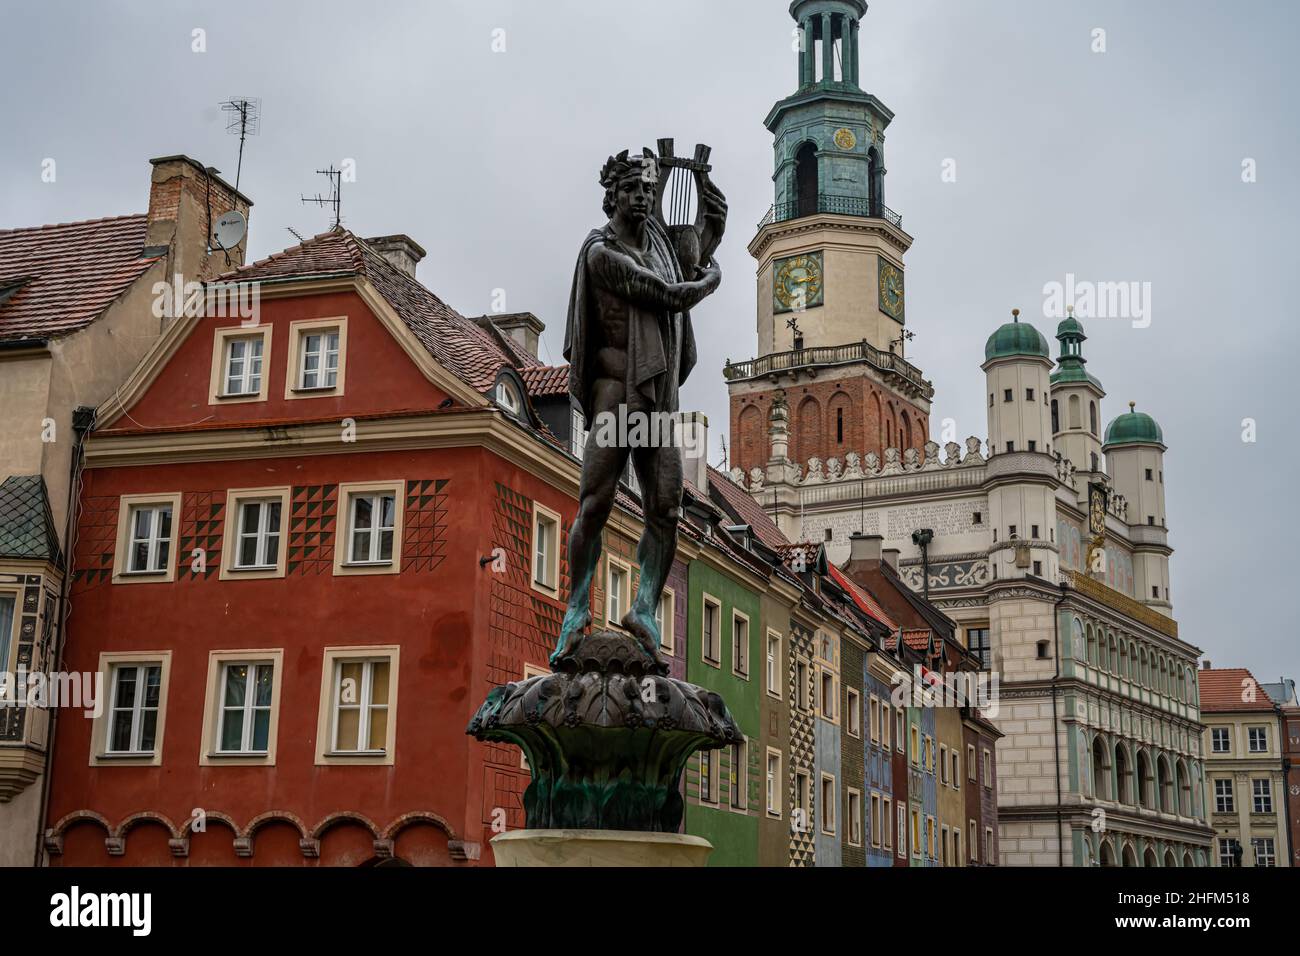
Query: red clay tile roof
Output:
[[828, 562, 898, 630], [0, 214, 160, 342], [216, 228, 516, 392], [1199, 667, 1279, 713], [706, 466, 790, 550], [520, 365, 571, 398]]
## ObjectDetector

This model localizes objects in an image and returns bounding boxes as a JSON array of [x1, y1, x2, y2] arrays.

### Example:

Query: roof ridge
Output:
[[215, 226, 359, 281], [0, 212, 148, 236]]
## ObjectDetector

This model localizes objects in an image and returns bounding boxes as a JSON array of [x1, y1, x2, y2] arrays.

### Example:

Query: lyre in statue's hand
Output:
[[695, 172, 728, 269]]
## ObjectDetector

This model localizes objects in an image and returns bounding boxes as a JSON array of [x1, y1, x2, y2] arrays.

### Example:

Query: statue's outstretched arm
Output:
[[587, 241, 720, 313]]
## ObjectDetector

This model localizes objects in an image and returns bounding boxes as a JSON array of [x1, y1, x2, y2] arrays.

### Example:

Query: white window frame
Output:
[[882, 796, 893, 850], [765, 630, 782, 699], [105, 663, 163, 756], [1210, 726, 1230, 753], [846, 687, 861, 739], [983, 747, 993, 788], [112, 493, 182, 585], [529, 502, 562, 597], [870, 792, 882, 848], [221, 487, 291, 580], [199, 649, 284, 766], [868, 694, 880, 744], [765, 747, 782, 817], [970, 819, 979, 863], [795, 656, 810, 711], [1252, 778, 1273, 814], [656, 587, 675, 654], [847, 787, 863, 847], [314, 645, 399, 765], [699, 747, 719, 805], [285, 318, 348, 398], [1214, 778, 1234, 813], [90, 651, 172, 767], [968, 744, 977, 781], [209, 324, 273, 404], [606, 556, 631, 628], [1248, 726, 1268, 753], [727, 738, 747, 810]]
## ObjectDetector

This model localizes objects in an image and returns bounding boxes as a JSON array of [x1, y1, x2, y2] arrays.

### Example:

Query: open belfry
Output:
[[725, 0, 1214, 865]]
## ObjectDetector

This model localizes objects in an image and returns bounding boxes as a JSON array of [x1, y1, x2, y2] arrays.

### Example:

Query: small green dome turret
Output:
[[985, 308, 1050, 362], [1056, 315, 1085, 339], [1051, 308, 1104, 390], [1104, 402, 1164, 448]]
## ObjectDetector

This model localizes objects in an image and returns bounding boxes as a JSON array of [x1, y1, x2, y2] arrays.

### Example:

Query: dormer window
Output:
[[495, 379, 522, 415]]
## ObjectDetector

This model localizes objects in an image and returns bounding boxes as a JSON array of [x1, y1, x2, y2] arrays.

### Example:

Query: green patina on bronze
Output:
[[467, 631, 740, 831]]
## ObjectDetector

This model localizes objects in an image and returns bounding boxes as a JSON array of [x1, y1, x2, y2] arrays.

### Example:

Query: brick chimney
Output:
[[365, 234, 426, 278], [848, 533, 884, 566], [1201, 659, 1211, 670], [146, 155, 252, 281]]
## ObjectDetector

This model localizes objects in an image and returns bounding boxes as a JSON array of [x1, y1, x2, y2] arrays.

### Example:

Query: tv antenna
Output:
[[718, 435, 729, 470], [286, 226, 307, 244], [302, 166, 342, 229], [220, 97, 261, 193]]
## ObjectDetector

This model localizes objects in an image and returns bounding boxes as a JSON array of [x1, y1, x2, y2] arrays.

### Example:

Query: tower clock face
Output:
[[773, 252, 824, 314], [878, 258, 905, 321], [833, 127, 857, 151]]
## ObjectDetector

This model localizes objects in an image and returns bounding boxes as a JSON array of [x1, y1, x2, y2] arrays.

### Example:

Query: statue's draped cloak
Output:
[[563, 216, 697, 426]]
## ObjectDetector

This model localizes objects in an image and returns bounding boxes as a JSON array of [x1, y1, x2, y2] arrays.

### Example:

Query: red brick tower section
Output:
[[728, 366, 931, 478]]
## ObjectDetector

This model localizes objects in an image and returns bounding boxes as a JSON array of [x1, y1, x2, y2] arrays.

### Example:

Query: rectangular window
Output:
[[1214, 778, 1234, 813], [330, 658, 390, 754], [298, 330, 340, 390], [107, 663, 163, 755], [234, 498, 282, 570], [870, 793, 881, 847], [983, 748, 992, 788], [729, 740, 746, 809], [953, 828, 962, 868], [1252, 838, 1275, 867], [940, 744, 949, 784], [796, 658, 810, 711], [847, 789, 862, 846], [346, 491, 396, 565], [910, 809, 921, 858], [700, 749, 714, 803], [571, 408, 588, 461], [1026, 388, 1035, 401], [967, 628, 991, 669], [968, 744, 977, 781], [882, 796, 892, 849], [820, 670, 835, 720], [952, 750, 960, 789], [606, 559, 630, 627], [1253, 778, 1273, 813], [731, 612, 750, 678], [820, 774, 836, 835], [940, 824, 948, 865], [126, 503, 173, 574], [1248, 726, 1267, 753], [895, 707, 904, 752], [868, 694, 879, 744], [1003, 389, 1013, 403], [766, 749, 782, 816], [794, 770, 811, 832], [847, 688, 861, 738], [911, 725, 920, 766], [985, 827, 994, 863], [702, 597, 721, 665], [531, 504, 560, 595], [1145, 468, 1153, 481], [881, 701, 891, 750], [217, 662, 274, 754], [1027, 439, 1037, 452], [223, 335, 264, 396], [969, 819, 978, 863], [656, 589, 675, 654], [765, 631, 781, 698], [897, 804, 906, 858], [1211, 727, 1230, 753], [1217, 838, 1234, 868]]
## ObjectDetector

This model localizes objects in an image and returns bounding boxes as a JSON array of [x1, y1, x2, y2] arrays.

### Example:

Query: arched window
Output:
[[795, 142, 818, 219], [1114, 743, 1132, 804], [1099, 841, 1116, 867], [1157, 755, 1173, 812], [866, 147, 882, 216], [1119, 641, 1129, 679], [1176, 758, 1191, 816], [1091, 736, 1111, 800], [1137, 750, 1153, 809], [1086, 626, 1097, 667], [1108, 634, 1118, 674], [795, 395, 822, 470], [1051, 399, 1059, 433], [1069, 394, 1082, 429], [1089, 401, 1098, 435], [900, 411, 912, 450]]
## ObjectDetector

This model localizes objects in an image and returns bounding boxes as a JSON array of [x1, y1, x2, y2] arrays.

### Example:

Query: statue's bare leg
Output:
[[621, 437, 681, 674], [552, 379, 629, 669]]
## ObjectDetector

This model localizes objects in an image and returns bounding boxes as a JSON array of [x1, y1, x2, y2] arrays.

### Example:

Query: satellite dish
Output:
[[211, 210, 247, 250]]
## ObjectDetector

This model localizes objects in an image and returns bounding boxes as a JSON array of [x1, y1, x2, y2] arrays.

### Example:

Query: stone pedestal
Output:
[[491, 829, 713, 868]]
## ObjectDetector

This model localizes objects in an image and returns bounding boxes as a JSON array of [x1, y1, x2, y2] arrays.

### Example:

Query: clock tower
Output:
[[727, 0, 933, 482]]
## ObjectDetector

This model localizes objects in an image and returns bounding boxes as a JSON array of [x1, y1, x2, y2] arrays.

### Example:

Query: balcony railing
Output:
[[757, 195, 903, 231], [724, 339, 932, 398]]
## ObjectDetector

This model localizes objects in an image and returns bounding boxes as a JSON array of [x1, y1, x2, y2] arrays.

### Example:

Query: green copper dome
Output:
[[1104, 403, 1164, 447], [1056, 315, 1085, 338], [985, 312, 1050, 361]]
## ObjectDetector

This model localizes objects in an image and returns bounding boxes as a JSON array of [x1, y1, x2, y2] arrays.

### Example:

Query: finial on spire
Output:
[[1067, 304, 1075, 316], [1012, 308, 1020, 322], [1129, 401, 1136, 412]]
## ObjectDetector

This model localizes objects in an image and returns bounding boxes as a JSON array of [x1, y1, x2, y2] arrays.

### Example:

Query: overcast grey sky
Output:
[[2, 0, 1296, 683]]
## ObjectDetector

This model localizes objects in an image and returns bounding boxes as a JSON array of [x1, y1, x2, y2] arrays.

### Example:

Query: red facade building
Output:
[[43, 228, 615, 866]]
